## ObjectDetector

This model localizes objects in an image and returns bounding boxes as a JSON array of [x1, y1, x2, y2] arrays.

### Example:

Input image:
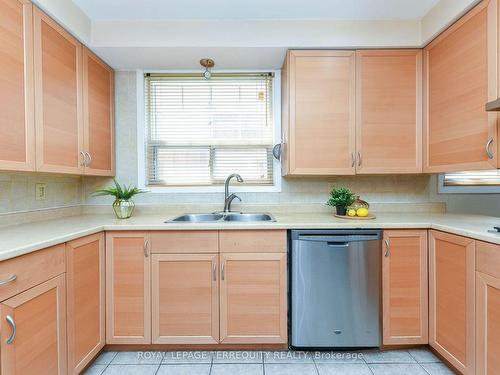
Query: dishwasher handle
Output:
[[327, 242, 350, 248], [297, 234, 380, 243]]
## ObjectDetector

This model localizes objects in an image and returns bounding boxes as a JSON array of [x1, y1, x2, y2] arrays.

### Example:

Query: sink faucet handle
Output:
[[224, 193, 242, 213]]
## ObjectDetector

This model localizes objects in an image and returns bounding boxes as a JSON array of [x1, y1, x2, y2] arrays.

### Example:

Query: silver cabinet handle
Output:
[[0, 274, 17, 286], [221, 261, 225, 281], [5, 315, 16, 344], [85, 152, 92, 167], [486, 138, 494, 159], [212, 262, 217, 281], [384, 239, 390, 257], [351, 152, 355, 168], [357, 152, 362, 167], [79, 151, 86, 166], [143, 239, 149, 258]]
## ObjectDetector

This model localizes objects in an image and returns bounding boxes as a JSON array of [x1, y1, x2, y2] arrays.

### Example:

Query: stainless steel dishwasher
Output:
[[290, 229, 382, 349]]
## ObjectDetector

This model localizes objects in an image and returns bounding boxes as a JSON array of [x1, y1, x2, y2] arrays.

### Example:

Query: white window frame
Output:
[[438, 174, 500, 194], [137, 69, 282, 193]]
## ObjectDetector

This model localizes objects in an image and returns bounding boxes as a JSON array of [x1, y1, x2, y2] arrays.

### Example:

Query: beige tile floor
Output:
[[83, 348, 455, 375]]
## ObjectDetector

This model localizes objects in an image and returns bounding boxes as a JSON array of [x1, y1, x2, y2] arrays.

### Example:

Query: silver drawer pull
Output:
[[0, 275, 17, 286], [143, 239, 149, 258], [384, 239, 390, 257], [86, 152, 92, 166], [212, 262, 217, 281], [6, 315, 16, 344], [486, 138, 494, 160], [357, 152, 362, 167], [221, 261, 225, 281]]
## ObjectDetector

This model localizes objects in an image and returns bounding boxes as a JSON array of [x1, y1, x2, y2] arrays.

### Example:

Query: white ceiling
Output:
[[72, 0, 440, 21]]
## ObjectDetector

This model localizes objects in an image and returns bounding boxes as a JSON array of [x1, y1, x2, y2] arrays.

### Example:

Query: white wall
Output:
[[31, 0, 91, 43]]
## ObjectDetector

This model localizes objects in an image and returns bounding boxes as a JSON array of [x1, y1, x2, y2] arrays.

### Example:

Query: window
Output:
[[144, 73, 275, 187], [439, 170, 500, 193]]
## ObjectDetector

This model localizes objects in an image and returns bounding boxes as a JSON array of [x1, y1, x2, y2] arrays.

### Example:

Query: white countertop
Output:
[[1, 211, 499, 262]]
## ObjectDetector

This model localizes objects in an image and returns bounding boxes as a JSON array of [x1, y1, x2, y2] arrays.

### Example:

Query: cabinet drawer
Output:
[[150, 231, 218, 253], [219, 230, 286, 253], [477, 241, 500, 278], [0, 244, 65, 302]]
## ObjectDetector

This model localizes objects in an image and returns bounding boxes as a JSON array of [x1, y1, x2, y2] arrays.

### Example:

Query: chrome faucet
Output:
[[223, 174, 244, 212]]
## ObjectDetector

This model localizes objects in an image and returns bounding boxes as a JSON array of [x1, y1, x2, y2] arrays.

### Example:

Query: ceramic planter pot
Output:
[[113, 199, 135, 219], [335, 206, 347, 216]]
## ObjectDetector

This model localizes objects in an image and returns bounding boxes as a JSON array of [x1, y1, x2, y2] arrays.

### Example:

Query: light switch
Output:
[[35, 183, 46, 201]]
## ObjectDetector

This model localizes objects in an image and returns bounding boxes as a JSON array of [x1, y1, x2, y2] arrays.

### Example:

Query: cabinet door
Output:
[[219, 253, 287, 344], [0, 0, 35, 171], [33, 7, 83, 174], [0, 274, 67, 375], [83, 47, 115, 176], [382, 230, 428, 345], [152, 254, 219, 344], [106, 231, 151, 344], [66, 233, 105, 374], [424, 0, 498, 173], [429, 230, 475, 374], [356, 50, 422, 174], [283, 50, 356, 175]]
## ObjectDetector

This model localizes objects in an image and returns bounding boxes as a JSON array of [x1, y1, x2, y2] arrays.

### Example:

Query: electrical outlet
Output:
[[35, 183, 46, 201]]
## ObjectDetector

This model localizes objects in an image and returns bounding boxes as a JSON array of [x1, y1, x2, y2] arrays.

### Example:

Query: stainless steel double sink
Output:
[[166, 212, 275, 223]]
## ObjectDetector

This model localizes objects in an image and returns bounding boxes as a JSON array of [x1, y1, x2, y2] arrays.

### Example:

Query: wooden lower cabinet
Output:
[[476, 240, 500, 375], [152, 254, 219, 344], [0, 274, 67, 375], [429, 230, 475, 374], [106, 232, 151, 344], [382, 230, 428, 345], [219, 252, 287, 344], [66, 233, 105, 374]]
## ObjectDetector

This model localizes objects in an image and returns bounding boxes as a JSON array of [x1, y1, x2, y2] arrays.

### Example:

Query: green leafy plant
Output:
[[92, 179, 147, 200], [327, 187, 355, 208]]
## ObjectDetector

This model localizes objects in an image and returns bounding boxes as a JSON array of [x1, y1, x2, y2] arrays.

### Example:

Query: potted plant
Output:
[[93, 179, 147, 219], [327, 187, 355, 216]]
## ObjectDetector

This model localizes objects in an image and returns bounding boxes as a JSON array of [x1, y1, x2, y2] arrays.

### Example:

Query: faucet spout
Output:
[[223, 174, 244, 212]]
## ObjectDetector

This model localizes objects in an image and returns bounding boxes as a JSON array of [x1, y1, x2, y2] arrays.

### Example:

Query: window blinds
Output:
[[144, 73, 274, 186], [443, 170, 500, 186]]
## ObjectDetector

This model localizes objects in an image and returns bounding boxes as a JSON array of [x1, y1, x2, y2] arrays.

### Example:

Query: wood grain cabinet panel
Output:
[[150, 231, 219, 254], [476, 271, 500, 375], [106, 232, 151, 344], [219, 230, 287, 253], [152, 254, 219, 344], [83, 47, 115, 176], [0, 274, 67, 375], [282, 50, 356, 175], [356, 50, 423, 173], [219, 252, 287, 344], [0, 0, 35, 171], [424, 0, 498, 172], [33, 7, 83, 174], [382, 230, 428, 346], [429, 230, 475, 374], [476, 241, 500, 374], [66, 233, 105, 374]]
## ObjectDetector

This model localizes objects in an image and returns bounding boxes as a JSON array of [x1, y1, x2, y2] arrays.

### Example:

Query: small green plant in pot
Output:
[[327, 187, 355, 216], [93, 179, 147, 219]]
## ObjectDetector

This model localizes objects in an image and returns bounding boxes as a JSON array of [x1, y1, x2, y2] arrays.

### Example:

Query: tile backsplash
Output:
[[0, 172, 83, 215]]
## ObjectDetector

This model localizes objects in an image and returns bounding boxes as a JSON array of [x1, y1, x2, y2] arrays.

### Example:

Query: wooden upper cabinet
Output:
[[152, 254, 219, 344], [83, 47, 115, 176], [66, 233, 105, 375], [33, 7, 83, 174], [424, 0, 498, 173], [106, 231, 151, 344], [219, 252, 287, 344], [0, 274, 67, 375], [0, 0, 35, 171], [356, 50, 423, 174], [429, 230, 475, 374], [382, 230, 428, 346], [282, 50, 356, 175]]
